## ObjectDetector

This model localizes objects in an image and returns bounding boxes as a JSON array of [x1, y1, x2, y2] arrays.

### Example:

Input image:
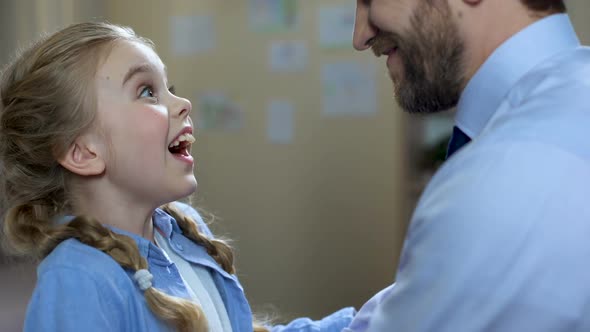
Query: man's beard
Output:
[[372, 1, 465, 114]]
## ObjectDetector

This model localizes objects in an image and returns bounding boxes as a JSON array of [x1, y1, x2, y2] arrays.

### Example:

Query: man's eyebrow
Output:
[[121, 63, 168, 86]]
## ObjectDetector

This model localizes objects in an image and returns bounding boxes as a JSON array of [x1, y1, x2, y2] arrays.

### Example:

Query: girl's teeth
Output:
[[168, 133, 195, 148]]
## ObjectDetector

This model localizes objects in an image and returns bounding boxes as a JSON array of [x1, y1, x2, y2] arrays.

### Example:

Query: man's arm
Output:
[[347, 141, 590, 331]]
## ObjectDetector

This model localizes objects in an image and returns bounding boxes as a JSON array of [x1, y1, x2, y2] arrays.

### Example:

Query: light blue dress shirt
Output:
[[24, 202, 354, 331], [346, 14, 590, 331]]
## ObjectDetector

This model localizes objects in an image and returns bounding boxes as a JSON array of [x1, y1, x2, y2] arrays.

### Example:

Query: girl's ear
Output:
[[58, 135, 106, 176]]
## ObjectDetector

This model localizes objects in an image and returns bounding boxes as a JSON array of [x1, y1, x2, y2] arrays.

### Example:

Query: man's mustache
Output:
[[371, 32, 400, 57]]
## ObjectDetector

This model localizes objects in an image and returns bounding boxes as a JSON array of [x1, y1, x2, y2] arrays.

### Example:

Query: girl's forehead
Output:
[[97, 40, 165, 81]]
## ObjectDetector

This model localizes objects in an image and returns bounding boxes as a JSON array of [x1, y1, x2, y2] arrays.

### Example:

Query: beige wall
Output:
[[0, 0, 105, 54], [0, 0, 407, 324], [104, 0, 408, 319], [569, 2, 590, 44], [0, 1, 17, 65]]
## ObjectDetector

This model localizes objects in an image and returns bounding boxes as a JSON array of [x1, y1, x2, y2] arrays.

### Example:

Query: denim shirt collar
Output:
[[152, 208, 183, 238], [58, 209, 183, 265], [100, 213, 172, 266], [58, 208, 237, 281]]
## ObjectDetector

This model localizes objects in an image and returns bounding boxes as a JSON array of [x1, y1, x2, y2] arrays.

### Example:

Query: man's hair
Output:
[[521, 0, 566, 13]]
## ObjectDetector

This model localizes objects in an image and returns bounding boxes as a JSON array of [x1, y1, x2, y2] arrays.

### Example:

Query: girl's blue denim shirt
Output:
[[24, 202, 354, 331]]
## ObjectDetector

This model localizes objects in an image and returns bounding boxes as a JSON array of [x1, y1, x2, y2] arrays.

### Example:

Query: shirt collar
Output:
[[152, 208, 183, 238], [57, 209, 179, 260], [153, 207, 238, 281], [456, 14, 580, 139], [106, 208, 184, 259], [104, 223, 152, 258]]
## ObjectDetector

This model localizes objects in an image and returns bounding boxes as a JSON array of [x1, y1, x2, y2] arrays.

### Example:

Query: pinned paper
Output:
[[196, 92, 243, 131], [249, 0, 299, 32], [318, 5, 355, 49], [170, 15, 216, 56], [321, 62, 377, 117], [269, 41, 308, 72], [267, 100, 294, 144]]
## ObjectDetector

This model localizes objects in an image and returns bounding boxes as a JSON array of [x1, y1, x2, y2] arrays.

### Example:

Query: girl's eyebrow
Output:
[[122, 63, 168, 86]]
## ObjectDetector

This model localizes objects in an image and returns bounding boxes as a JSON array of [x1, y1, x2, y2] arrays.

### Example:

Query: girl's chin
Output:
[[178, 178, 198, 198], [157, 180, 197, 206], [153, 175, 196, 203]]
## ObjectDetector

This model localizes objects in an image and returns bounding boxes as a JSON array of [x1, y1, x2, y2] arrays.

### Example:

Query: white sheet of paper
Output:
[[170, 15, 215, 56], [321, 62, 377, 117], [249, 0, 299, 32], [197, 92, 243, 131], [267, 100, 294, 144], [318, 5, 355, 49], [269, 40, 308, 72]]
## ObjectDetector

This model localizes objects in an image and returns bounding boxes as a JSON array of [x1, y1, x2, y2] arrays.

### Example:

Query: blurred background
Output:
[[1, 1, 590, 331]]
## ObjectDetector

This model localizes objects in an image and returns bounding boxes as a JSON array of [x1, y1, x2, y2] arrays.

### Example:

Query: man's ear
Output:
[[58, 136, 106, 176]]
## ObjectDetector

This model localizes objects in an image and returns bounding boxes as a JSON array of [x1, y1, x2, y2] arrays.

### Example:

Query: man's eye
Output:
[[139, 86, 155, 98]]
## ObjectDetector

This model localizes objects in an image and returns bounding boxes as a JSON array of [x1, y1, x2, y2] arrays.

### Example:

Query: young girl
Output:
[[0, 22, 355, 332]]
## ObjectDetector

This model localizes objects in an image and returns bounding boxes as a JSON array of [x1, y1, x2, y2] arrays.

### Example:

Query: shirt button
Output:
[[174, 242, 184, 251]]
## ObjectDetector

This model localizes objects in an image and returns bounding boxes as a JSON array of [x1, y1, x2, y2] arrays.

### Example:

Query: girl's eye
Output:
[[139, 86, 155, 99]]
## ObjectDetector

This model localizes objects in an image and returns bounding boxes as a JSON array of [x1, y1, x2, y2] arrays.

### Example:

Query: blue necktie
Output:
[[446, 126, 471, 159]]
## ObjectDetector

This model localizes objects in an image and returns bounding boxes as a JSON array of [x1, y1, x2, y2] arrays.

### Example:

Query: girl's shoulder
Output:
[[27, 239, 148, 331], [38, 238, 132, 287]]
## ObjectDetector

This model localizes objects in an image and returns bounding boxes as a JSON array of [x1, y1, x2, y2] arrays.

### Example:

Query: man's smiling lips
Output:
[[385, 46, 399, 68], [372, 40, 399, 70]]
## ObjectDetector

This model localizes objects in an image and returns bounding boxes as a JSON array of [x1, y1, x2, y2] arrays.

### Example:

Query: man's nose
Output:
[[353, 5, 378, 51]]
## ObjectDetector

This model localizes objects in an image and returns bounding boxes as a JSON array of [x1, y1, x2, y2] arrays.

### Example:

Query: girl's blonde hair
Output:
[[0, 22, 267, 332]]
